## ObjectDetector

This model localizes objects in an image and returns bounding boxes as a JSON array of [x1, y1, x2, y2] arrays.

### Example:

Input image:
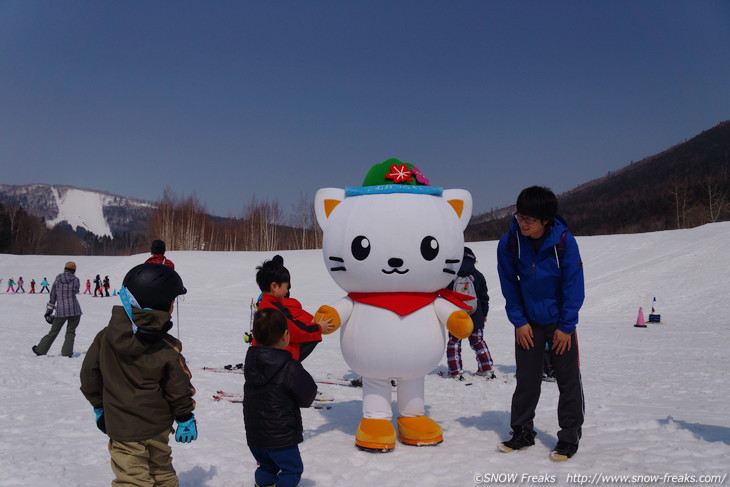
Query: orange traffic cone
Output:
[[634, 307, 647, 327]]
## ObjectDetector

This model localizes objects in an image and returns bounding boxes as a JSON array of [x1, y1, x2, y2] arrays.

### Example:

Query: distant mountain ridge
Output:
[[4, 120, 729, 244], [0, 184, 154, 238], [467, 120, 730, 239]]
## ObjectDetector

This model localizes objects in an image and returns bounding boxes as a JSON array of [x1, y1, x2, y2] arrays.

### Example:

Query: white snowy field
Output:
[[1, 223, 729, 487]]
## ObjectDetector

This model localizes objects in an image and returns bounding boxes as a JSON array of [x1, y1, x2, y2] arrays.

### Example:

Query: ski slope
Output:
[[1, 223, 729, 486], [45, 187, 113, 238]]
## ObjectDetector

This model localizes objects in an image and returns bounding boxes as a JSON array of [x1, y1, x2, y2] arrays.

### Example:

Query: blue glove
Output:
[[175, 414, 197, 443], [94, 407, 106, 433]]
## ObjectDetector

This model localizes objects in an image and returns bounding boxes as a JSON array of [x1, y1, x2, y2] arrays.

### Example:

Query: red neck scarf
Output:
[[348, 289, 472, 317]]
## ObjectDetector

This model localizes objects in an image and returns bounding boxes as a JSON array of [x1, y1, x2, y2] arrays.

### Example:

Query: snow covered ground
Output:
[[1, 223, 729, 487]]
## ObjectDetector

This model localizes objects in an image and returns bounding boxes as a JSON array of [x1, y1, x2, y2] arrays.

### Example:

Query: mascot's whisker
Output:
[[329, 256, 347, 271]]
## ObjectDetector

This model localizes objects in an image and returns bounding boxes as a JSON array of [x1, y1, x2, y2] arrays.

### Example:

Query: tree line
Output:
[[466, 169, 729, 241], [3, 121, 728, 254], [3, 174, 727, 255], [0, 199, 149, 255], [0, 190, 322, 256], [146, 189, 322, 252]]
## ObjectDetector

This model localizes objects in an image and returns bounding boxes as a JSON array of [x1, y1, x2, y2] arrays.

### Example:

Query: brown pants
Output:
[[108, 430, 178, 487]]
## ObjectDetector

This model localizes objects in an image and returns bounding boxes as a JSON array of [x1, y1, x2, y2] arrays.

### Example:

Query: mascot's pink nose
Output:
[[388, 258, 404, 268]]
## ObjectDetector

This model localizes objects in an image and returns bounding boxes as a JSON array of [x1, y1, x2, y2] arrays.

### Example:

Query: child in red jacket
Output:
[[254, 256, 335, 361]]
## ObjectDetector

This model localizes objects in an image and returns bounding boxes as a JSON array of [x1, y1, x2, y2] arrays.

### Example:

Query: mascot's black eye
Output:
[[351, 236, 371, 261], [420, 236, 439, 261]]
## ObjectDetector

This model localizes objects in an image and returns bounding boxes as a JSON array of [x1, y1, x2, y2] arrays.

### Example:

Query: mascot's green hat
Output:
[[346, 158, 443, 197]]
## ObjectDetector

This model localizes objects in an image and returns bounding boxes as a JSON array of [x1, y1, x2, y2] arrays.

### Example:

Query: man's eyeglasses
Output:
[[514, 212, 538, 224]]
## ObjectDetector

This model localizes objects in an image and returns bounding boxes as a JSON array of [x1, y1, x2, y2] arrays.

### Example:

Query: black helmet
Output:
[[123, 263, 187, 311]]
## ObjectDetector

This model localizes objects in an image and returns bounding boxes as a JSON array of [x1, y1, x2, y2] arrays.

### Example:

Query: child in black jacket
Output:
[[243, 308, 317, 487]]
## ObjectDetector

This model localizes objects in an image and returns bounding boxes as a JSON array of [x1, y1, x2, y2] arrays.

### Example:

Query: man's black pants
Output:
[[510, 322, 584, 444]]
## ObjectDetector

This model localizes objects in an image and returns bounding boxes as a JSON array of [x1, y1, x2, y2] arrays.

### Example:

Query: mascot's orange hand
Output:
[[446, 310, 473, 339], [314, 305, 341, 335]]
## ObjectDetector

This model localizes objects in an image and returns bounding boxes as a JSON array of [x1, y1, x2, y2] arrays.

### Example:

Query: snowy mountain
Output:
[[0, 184, 154, 238]]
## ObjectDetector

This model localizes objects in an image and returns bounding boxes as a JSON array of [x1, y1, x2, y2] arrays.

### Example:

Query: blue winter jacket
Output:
[[497, 215, 585, 334]]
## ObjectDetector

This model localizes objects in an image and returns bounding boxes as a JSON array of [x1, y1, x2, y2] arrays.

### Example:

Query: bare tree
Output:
[[705, 175, 727, 223], [147, 189, 320, 252], [669, 178, 690, 229], [290, 193, 322, 249]]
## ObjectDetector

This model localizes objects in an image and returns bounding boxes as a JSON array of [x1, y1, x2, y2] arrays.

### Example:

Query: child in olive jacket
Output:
[[80, 263, 196, 487]]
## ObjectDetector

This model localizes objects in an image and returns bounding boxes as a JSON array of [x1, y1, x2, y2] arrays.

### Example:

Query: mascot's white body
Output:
[[315, 178, 472, 450]]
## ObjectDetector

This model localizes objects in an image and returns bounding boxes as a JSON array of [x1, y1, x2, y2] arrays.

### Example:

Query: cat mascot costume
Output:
[[314, 159, 473, 452]]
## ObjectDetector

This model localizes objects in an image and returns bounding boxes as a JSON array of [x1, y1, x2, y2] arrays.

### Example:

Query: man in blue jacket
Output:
[[497, 186, 585, 461]]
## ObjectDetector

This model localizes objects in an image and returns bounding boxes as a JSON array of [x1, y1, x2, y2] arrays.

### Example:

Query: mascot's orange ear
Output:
[[447, 199, 464, 218], [324, 199, 340, 218], [443, 189, 473, 231], [314, 188, 346, 229]]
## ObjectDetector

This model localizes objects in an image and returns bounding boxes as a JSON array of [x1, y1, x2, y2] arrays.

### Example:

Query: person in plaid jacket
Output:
[[33, 261, 82, 357]]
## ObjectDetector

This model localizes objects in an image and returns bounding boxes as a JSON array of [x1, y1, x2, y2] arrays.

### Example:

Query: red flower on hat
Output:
[[386, 164, 414, 183], [411, 166, 430, 186]]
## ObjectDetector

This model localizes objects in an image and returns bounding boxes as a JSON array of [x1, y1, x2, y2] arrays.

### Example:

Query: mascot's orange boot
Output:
[[355, 418, 396, 452], [397, 416, 443, 446]]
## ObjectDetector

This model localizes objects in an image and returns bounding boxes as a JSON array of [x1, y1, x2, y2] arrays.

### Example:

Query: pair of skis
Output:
[[200, 365, 362, 389], [201, 364, 244, 374], [213, 390, 334, 410]]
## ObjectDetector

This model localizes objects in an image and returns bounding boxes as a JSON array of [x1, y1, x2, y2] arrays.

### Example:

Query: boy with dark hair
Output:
[[497, 185, 585, 461], [244, 308, 318, 487], [254, 258, 335, 361], [516, 184, 559, 221], [146, 239, 175, 269], [80, 263, 196, 486]]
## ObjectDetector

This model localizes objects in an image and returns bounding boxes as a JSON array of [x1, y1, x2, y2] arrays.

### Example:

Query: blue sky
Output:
[[2, 1, 729, 220]]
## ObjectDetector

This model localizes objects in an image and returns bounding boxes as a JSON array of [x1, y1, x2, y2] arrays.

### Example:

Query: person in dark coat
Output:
[[243, 308, 317, 487], [93, 274, 104, 297], [446, 247, 495, 379]]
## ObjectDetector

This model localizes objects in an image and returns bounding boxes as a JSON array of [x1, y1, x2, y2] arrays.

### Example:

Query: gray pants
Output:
[[36, 315, 81, 357]]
